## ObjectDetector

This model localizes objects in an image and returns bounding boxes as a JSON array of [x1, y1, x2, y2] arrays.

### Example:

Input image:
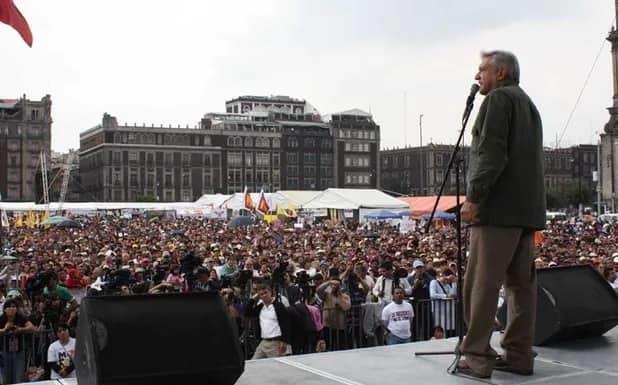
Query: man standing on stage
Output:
[[458, 50, 545, 378]]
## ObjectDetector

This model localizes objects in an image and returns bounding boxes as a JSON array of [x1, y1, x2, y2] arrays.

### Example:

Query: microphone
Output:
[[466, 83, 480, 107], [463, 83, 480, 121]]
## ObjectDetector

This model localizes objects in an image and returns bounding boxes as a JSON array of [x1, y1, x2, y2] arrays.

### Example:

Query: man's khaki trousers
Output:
[[460, 225, 537, 373]]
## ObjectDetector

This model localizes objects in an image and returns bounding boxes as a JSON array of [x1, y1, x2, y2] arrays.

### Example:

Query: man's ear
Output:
[[496, 66, 508, 81]]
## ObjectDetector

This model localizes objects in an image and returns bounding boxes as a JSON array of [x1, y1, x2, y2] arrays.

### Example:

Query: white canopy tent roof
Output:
[[219, 192, 288, 211], [302, 189, 408, 210], [195, 194, 232, 208], [276, 190, 321, 208]]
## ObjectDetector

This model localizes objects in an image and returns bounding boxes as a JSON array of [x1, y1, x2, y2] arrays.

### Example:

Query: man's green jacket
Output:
[[466, 84, 546, 229]]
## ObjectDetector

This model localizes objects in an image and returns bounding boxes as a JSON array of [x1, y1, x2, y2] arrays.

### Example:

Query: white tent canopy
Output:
[[276, 190, 321, 208], [302, 189, 408, 210], [219, 192, 288, 211], [195, 193, 231, 208]]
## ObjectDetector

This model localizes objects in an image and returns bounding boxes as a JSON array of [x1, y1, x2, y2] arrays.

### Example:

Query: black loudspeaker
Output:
[[497, 265, 618, 346], [75, 292, 244, 385]]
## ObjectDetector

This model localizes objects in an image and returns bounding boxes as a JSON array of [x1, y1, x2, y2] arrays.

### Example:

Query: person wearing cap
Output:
[[408, 259, 433, 340]]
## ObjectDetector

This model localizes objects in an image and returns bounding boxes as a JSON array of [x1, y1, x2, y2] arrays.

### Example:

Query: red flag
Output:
[[257, 191, 270, 214], [243, 187, 255, 211], [0, 0, 33, 47]]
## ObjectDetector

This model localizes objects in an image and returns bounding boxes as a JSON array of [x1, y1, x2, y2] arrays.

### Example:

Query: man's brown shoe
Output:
[[494, 356, 533, 376], [456, 360, 492, 379]]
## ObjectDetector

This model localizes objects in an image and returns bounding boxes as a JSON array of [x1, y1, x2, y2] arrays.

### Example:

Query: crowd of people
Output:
[[0, 213, 616, 382]]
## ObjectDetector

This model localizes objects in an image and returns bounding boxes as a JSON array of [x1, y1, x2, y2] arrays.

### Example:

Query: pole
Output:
[[597, 141, 602, 214], [419, 114, 424, 195], [404, 92, 408, 147]]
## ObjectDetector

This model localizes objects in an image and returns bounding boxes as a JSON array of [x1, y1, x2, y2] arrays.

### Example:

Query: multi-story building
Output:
[[380, 144, 597, 200], [200, 112, 282, 194], [380, 144, 469, 196], [0, 95, 52, 201], [327, 109, 380, 189], [225, 95, 308, 115], [79, 113, 223, 202], [276, 112, 334, 190]]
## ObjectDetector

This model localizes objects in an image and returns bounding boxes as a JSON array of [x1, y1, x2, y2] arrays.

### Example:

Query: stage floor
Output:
[[24, 327, 618, 385]]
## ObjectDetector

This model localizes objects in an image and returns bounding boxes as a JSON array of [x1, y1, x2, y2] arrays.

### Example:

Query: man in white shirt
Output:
[[246, 284, 291, 359], [382, 287, 414, 344], [372, 261, 412, 303], [47, 324, 76, 380]]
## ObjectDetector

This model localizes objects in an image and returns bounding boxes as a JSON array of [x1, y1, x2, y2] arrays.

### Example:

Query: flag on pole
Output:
[[0, 0, 33, 47], [26, 210, 35, 228], [256, 190, 270, 214], [14, 213, 23, 228], [243, 187, 255, 211]]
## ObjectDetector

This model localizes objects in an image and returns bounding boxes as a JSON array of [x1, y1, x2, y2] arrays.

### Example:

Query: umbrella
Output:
[[365, 210, 402, 220], [57, 219, 82, 229], [41, 215, 69, 225], [228, 216, 254, 228], [423, 211, 456, 221]]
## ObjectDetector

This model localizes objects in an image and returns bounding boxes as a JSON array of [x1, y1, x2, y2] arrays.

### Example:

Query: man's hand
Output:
[[460, 201, 480, 224], [277, 341, 287, 356]]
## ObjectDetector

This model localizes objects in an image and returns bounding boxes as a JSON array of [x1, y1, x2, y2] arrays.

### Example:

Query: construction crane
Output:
[[57, 151, 75, 212], [39, 151, 50, 215]]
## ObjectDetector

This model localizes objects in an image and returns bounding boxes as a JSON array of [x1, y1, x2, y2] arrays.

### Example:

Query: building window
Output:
[[287, 138, 298, 147], [287, 153, 299, 164], [287, 165, 299, 175], [304, 138, 315, 147], [245, 152, 254, 167], [321, 140, 333, 150], [320, 154, 333, 164], [244, 137, 253, 147], [203, 154, 211, 166], [273, 153, 280, 168], [182, 153, 190, 166], [303, 153, 317, 164], [287, 177, 299, 188], [128, 151, 138, 164], [164, 153, 173, 165], [272, 138, 280, 148], [182, 173, 190, 188], [256, 153, 270, 167], [303, 166, 316, 176], [228, 152, 242, 166], [303, 178, 317, 189]]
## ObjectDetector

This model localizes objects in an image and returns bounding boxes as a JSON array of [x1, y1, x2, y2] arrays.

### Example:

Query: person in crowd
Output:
[[458, 50, 545, 378], [372, 261, 412, 303], [381, 287, 414, 345], [316, 276, 351, 351], [429, 268, 457, 338], [431, 325, 445, 340], [47, 323, 76, 380], [408, 259, 433, 340], [43, 273, 79, 315], [246, 284, 291, 359], [0, 299, 36, 384]]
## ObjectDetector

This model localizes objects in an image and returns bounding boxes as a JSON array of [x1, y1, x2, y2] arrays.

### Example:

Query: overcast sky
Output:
[[1, 0, 615, 153]]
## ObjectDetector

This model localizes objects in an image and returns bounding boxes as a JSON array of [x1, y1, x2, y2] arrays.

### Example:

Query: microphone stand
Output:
[[413, 88, 477, 371]]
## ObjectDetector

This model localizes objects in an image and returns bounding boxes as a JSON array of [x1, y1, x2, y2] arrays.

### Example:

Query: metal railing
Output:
[[241, 298, 460, 359], [0, 329, 56, 384]]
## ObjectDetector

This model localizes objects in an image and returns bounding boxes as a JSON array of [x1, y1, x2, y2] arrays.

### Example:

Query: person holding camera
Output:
[[246, 284, 291, 359], [316, 276, 351, 351]]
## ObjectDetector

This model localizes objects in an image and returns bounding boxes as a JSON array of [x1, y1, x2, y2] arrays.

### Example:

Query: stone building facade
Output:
[[0, 95, 52, 201]]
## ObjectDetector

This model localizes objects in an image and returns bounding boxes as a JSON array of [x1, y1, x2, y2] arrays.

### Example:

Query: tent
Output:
[[422, 211, 456, 221], [303, 189, 409, 210], [220, 192, 288, 211], [195, 193, 231, 208], [364, 210, 402, 220], [276, 190, 321, 208], [398, 195, 465, 217]]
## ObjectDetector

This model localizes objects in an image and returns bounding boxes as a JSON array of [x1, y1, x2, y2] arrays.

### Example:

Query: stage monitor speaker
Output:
[[75, 292, 244, 385], [497, 265, 618, 346]]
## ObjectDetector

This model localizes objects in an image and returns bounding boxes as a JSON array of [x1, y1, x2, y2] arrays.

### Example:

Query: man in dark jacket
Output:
[[245, 283, 291, 359], [458, 50, 545, 378]]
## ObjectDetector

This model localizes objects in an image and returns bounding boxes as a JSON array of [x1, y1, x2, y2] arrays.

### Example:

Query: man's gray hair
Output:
[[481, 50, 520, 84]]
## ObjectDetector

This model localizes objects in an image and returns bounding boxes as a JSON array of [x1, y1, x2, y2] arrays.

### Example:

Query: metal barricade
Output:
[[0, 329, 55, 384]]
